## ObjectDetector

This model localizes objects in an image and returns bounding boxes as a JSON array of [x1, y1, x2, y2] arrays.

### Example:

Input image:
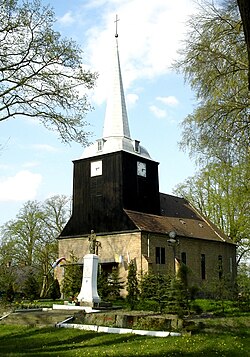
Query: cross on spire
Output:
[[115, 14, 119, 38]]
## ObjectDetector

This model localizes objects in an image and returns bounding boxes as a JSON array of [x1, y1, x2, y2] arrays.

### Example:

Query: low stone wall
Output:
[[73, 311, 186, 331]]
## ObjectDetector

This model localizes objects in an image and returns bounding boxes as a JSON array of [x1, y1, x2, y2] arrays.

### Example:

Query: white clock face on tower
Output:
[[91, 160, 102, 177], [137, 161, 146, 177]]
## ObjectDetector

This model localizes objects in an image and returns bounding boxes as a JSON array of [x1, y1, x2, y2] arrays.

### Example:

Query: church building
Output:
[[57, 31, 236, 295]]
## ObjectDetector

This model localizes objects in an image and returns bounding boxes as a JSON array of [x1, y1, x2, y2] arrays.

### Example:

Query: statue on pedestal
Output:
[[88, 230, 101, 255], [77, 230, 101, 305]]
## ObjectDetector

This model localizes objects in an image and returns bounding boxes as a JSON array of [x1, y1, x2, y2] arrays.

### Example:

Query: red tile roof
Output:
[[124, 194, 234, 244]]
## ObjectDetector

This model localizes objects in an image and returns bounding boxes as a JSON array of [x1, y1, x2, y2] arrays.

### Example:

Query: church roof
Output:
[[124, 193, 234, 244], [81, 33, 151, 160]]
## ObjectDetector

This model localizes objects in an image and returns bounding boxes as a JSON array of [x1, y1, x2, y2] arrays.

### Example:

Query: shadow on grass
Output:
[[0, 326, 146, 356], [0, 324, 249, 357], [200, 316, 250, 338]]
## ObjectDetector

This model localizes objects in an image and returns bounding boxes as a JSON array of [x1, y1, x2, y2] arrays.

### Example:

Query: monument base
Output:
[[77, 253, 101, 304], [79, 301, 112, 308]]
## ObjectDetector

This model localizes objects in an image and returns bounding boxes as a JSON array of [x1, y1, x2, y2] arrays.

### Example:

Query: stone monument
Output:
[[77, 230, 101, 306]]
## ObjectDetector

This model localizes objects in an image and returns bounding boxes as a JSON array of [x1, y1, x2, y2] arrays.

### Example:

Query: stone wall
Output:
[[56, 231, 236, 297], [56, 231, 143, 296]]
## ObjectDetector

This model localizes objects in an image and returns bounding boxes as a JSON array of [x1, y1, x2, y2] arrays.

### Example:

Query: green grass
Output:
[[192, 299, 245, 315], [0, 315, 249, 357]]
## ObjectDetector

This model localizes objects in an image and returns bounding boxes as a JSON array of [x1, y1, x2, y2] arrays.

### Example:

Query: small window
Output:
[[218, 255, 223, 279], [181, 252, 187, 265], [156, 247, 165, 264], [97, 139, 104, 151], [201, 254, 206, 280], [134, 140, 140, 153], [229, 257, 233, 274]]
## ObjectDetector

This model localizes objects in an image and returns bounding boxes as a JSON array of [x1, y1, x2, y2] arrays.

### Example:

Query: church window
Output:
[[218, 255, 223, 279], [201, 254, 206, 280], [97, 139, 103, 151], [90, 176, 103, 197], [181, 252, 187, 265], [156, 247, 165, 264]]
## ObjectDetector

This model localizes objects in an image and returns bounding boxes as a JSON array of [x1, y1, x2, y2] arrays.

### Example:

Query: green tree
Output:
[[237, 0, 250, 88], [175, 0, 249, 161], [0, 0, 97, 144], [62, 253, 82, 300], [140, 272, 170, 313], [1, 201, 44, 266], [165, 264, 191, 317], [174, 160, 250, 263], [126, 261, 139, 310], [0, 238, 18, 296], [49, 279, 61, 300], [97, 268, 110, 300], [23, 269, 40, 301], [37, 195, 71, 297], [174, 0, 250, 263], [237, 263, 250, 310], [97, 266, 124, 301], [108, 267, 124, 300], [0, 195, 71, 297], [5, 283, 15, 303]]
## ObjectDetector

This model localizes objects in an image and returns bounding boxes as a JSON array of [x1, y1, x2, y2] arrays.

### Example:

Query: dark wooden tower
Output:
[[61, 151, 160, 236], [60, 32, 160, 237]]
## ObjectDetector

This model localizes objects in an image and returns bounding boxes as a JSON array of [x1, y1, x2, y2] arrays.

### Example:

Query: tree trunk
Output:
[[237, 0, 250, 89]]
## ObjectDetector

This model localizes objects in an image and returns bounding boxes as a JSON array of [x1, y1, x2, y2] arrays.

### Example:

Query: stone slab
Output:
[[52, 304, 100, 313]]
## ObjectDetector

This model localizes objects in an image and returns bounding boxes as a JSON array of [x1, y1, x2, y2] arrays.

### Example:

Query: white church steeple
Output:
[[103, 35, 131, 140], [81, 16, 150, 159]]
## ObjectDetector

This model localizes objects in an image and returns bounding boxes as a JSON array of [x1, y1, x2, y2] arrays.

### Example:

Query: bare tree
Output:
[[0, 0, 97, 144]]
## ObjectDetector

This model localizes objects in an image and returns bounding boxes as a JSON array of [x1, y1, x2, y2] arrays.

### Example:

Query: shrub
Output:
[[22, 270, 40, 301], [62, 253, 82, 300], [126, 261, 139, 310], [49, 279, 61, 300]]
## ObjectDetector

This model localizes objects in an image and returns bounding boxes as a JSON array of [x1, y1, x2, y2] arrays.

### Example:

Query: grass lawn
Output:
[[0, 315, 249, 357]]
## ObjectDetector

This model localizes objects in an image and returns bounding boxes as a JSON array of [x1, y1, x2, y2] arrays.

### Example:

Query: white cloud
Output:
[[156, 96, 179, 107], [126, 93, 139, 106], [32, 144, 58, 152], [57, 11, 75, 26], [0, 171, 42, 202], [22, 161, 39, 169], [83, 0, 197, 104], [0, 164, 10, 170], [149, 105, 166, 119]]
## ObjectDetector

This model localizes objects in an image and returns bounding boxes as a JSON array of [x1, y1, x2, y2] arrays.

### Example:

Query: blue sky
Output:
[[0, 0, 199, 226]]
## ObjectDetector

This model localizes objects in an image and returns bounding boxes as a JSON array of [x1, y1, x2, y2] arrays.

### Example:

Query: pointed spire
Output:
[[103, 17, 131, 139], [81, 15, 151, 160]]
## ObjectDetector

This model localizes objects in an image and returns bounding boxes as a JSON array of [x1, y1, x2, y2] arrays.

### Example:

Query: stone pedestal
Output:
[[77, 253, 100, 305]]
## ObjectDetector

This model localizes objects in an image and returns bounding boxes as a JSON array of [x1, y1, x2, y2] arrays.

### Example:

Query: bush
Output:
[[4, 283, 15, 303], [97, 267, 124, 301], [49, 279, 61, 300], [23, 270, 40, 301]]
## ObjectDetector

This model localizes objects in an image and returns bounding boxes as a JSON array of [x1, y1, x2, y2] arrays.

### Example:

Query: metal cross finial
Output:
[[115, 14, 119, 38]]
